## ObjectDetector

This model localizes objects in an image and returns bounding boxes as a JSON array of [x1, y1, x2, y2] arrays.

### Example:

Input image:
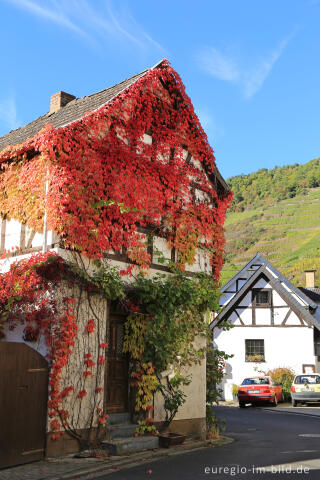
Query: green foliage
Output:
[[206, 345, 232, 405], [232, 384, 239, 397], [123, 268, 221, 431], [206, 345, 231, 438], [266, 367, 296, 402], [68, 259, 125, 300], [135, 419, 157, 436], [228, 158, 320, 212], [128, 270, 219, 372]]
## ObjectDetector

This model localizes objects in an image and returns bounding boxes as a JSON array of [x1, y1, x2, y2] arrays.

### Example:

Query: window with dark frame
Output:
[[253, 288, 271, 306], [245, 339, 265, 362]]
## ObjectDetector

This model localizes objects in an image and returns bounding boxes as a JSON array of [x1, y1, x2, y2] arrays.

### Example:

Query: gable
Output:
[[221, 252, 317, 309], [0, 61, 231, 278], [213, 266, 320, 330]]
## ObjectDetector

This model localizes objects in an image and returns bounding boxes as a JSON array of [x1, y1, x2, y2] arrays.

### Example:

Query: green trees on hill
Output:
[[228, 158, 320, 211]]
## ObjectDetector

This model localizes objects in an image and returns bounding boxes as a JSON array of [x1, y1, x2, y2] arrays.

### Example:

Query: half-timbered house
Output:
[[212, 253, 320, 401], [0, 59, 230, 465]]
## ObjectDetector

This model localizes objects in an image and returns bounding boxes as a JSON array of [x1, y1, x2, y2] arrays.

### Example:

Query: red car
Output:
[[237, 376, 283, 407]]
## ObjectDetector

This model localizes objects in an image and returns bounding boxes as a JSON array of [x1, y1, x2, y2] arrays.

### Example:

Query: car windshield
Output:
[[295, 375, 320, 384], [242, 377, 270, 385]]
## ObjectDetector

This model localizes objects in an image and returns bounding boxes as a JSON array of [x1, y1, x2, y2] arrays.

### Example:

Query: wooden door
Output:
[[0, 342, 48, 469], [105, 315, 128, 413]]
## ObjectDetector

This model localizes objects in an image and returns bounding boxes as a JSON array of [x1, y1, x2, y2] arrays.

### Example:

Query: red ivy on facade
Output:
[[0, 60, 232, 278]]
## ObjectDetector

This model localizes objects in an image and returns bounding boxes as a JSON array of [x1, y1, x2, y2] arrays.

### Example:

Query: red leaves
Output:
[[77, 390, 87, 399], [0, 61, 231, 279], [97, 355, 105, 365], [86, 319, 95, 333], [84, 358, 96, 368]]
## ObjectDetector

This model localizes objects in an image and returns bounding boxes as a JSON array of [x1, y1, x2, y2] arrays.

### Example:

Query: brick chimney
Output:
[[50, 91, 75, 113], [305, 269, 316, 288]]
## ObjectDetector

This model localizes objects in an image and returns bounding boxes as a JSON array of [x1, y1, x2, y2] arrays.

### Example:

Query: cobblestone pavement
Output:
[[0, 437, 232, 480]]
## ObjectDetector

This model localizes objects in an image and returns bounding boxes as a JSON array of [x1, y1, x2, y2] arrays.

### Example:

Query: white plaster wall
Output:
[[273, 307, 290, 325], [4, 219, 21, 251], [153, 236, 172, 264], [255, 309, 271, 325], [213, 325, 316, 401], [154, 337, 206, 422], [273, 291, 287, 306], [286, 311, 303, 325], [237, 308, 252, 325]]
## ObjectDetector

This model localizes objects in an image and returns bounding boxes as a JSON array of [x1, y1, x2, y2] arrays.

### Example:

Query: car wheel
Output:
[[272, 395, 278, 407], [292, 399, 298, 407], [239, 402, 246, 408]]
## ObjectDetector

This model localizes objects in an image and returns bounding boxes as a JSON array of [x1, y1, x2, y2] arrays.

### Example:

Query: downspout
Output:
[[42, 168, 49, 253]]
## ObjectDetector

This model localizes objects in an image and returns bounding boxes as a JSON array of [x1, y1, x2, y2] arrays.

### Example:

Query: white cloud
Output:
[[6, 0, 164, 52], [0, 95, 20, 132], [197, 35, 293, 99], [197, 47, 240, 83]]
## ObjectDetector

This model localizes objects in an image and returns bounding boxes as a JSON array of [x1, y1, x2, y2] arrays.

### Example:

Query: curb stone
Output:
[[0, 436, 234, 480]]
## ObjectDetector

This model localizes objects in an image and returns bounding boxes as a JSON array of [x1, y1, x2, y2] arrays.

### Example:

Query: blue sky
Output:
[[0, 0, 320, 179]]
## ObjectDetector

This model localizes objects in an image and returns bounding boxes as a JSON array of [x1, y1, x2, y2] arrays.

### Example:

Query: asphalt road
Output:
[[93, 406, 320, 479]]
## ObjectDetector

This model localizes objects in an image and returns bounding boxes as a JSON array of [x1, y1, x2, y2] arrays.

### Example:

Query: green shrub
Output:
[[266, 367, 295, 401], [232, 384, 239, 397]]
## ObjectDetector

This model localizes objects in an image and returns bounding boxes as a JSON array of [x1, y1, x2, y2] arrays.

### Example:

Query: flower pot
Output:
[[158, 433, 186, 448]]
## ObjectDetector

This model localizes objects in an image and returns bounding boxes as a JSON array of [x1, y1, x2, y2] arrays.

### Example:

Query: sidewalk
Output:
[[0, 436, 233, 480]]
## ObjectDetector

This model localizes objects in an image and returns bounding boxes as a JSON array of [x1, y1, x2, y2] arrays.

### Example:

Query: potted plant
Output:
[[157, 373, 188, 447]]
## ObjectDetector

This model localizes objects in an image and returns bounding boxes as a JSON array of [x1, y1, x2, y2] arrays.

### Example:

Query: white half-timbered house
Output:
[[212, 253, 320, 401], [0, 60, 230, 465]]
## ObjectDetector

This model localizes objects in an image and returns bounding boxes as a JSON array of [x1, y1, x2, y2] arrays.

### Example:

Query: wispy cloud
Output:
[[6, 0, 164, 52], [0, 95, 20, 132], [9, 0, 88, 38], [197, 35, 293, 99]]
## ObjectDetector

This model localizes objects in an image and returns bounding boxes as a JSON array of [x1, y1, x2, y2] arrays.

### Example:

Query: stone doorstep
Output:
[[0, 437, 233, 480], [107, 423, 138, 440], [102, 435, 159, 456]]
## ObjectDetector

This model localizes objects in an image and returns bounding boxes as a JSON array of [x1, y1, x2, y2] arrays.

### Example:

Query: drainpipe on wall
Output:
[[42, 169, 49, 253]]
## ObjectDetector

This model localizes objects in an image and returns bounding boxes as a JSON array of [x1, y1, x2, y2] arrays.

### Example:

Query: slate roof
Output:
[[211, 264, 320, 330], [299, 287, 320, 305], [0, 66, 153, 153]]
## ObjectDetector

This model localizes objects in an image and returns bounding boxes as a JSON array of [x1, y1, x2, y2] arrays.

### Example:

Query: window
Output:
[[245, 339, 265, 362], [253, 288, 271, 306], [242, 377, 270, 385]]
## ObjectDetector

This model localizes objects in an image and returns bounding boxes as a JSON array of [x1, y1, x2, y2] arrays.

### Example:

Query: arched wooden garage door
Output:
[[0, 342, 48, 469]]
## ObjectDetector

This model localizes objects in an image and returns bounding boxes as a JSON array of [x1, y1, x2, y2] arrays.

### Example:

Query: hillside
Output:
[[221, 159, 320, 287], [228, 158, 320, 212]]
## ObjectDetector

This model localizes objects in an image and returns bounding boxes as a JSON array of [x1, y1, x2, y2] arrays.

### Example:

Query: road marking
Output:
[[260, 458, 320, 471], [280, 450, 319, 454], [299, 433, 320, 437]]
